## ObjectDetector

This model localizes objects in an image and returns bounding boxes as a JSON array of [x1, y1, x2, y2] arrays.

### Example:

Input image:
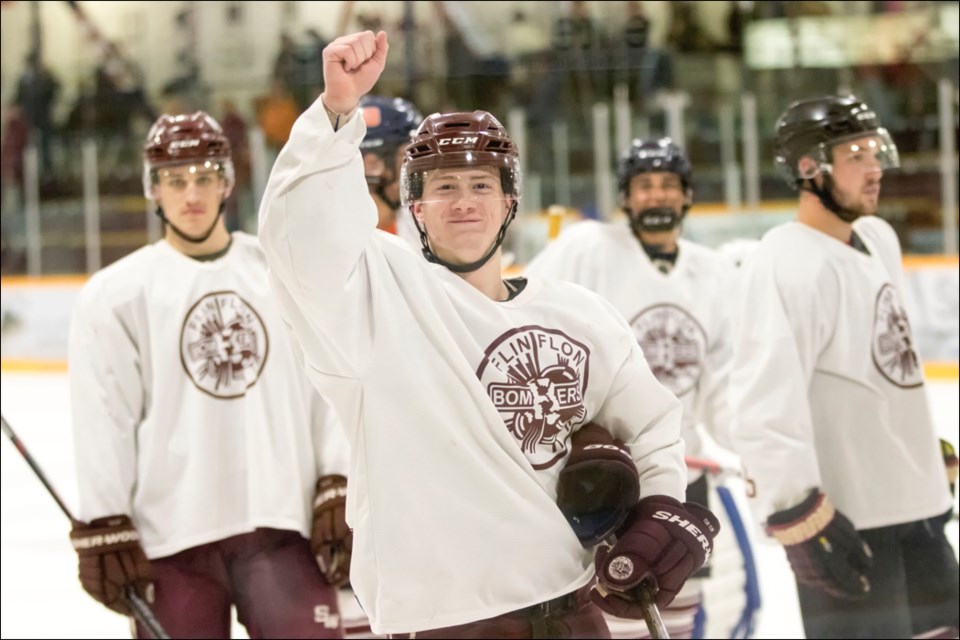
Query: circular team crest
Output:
[[180, 291, 269, 398], [629, 303, 706, 397], [872, 284, 922, 388], [477, 326, 590, 470]]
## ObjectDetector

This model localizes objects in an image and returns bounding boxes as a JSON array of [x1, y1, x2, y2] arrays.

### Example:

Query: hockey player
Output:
[[67, 111, 350, 638], [259, 30, 719, 638], [359, 93, 423, 247], [729, 95, 959, 638], [526, 138, 745, 639]]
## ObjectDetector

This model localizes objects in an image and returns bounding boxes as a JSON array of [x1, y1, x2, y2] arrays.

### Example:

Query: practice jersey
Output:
[[729, 218, 951, 528], [526, 221, 736, 474], [259, 98, 686, 634], [68, 232, 348, 559], [394, 204, 421, 252]]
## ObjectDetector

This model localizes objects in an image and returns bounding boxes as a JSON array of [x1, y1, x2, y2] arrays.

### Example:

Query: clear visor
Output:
[[143, 159, 235, 200], [796, 129, 900, 180], [400, 162, 522, 208]]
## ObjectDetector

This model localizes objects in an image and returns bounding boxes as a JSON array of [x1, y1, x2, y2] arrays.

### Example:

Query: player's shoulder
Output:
[[750, 222, 835, 290], [533, 276, 629, 322], [678, 238, 736, 275], [555, 219, 626, 249], [80, 243, 158, 299], [231, 231, 270, 263], [853, 215, 902, 259]]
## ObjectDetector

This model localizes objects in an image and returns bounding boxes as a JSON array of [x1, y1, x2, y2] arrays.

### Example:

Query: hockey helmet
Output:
[[142, 111, 234, 199]]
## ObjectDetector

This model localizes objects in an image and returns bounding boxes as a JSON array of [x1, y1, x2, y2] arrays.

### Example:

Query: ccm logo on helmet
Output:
[[438, 136, 479, 146], [169, 139, 201, 150], [652, 510, 713, 561]]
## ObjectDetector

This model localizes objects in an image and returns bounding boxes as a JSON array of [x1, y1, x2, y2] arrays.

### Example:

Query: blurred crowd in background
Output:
[[1, 0, 958, 275]]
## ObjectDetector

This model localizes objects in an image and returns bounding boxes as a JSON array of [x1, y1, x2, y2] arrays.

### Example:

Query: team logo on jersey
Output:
[[629, 303, 706, 397], [180, 291, 269, 398], [477, 326, 590, 470], [872, 283, 922, 388]]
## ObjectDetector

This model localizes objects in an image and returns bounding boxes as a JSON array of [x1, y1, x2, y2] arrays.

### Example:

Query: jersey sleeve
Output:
[[68, 280, 143, 521], [592, 302, 687, 502], [257, 96, 379, 379], [728, 249, 838, 520], [311, 391, 350, 478]]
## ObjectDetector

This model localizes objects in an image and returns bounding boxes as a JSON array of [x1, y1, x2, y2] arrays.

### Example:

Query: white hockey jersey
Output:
[[526, 221, 737, 471], [729, 218, 951, 528], [258, 97, 686, 634], [68, 232, 348, 559]]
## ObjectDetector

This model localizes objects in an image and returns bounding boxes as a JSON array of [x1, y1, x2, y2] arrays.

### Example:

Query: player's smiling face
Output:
[[627, 171, 687, 217], [413, 166, 512, 266]]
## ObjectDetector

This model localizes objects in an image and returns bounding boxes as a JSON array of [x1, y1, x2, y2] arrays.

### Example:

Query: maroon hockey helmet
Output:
[[142, 111, 235, 199], [399, 110, 522, 207]]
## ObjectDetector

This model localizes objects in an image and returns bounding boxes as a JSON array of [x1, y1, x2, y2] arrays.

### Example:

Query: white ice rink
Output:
[[1, 372, 957, 639]]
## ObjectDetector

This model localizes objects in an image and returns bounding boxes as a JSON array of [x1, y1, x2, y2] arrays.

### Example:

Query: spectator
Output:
[[219, 99, 253, 232], [257, 79, 300, 158], [14, 51, 59, 174]]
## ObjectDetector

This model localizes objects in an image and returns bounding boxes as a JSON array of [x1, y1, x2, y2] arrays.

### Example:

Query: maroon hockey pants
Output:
[[134, 528, 342, 639], [387, 584, 610, 639]]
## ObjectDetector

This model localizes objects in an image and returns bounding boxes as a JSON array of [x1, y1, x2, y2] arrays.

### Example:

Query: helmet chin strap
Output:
[[375, 184, 401, 211], [802, 175, 860, 223], [156, 202, 225, 244], [413, 201, 518, 274]]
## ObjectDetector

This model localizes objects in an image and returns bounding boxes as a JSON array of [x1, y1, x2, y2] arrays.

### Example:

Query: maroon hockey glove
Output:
[[70, 515, 153, 615], [557, 422, 640, 547], [311, 474, 352, 587], [590, 496, 720, 616], [766, 490, 873, 599]]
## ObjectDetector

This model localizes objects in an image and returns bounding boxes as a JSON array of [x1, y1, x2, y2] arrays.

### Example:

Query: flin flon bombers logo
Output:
[[630, 303, 706, 397], [872, 283, 922, 388], [180, 291, 269, 398], [477, 326, 590, 470]]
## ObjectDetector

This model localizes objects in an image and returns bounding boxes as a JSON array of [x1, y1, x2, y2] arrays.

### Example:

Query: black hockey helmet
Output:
[[617, 137, 692, 204], [774, 95, 899, 188]]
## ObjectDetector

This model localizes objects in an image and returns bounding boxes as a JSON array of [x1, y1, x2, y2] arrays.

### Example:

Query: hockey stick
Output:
[[637, 582, 669, 639], [1, 414, 170, 640], [592, 567, 669, 639], [686, 455, 756, 497]]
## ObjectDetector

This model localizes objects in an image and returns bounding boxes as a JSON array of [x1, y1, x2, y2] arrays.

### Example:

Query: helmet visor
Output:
[[400, 160, 522, 208], [785, 128, 900, 182], [827, 130, 900, 174]]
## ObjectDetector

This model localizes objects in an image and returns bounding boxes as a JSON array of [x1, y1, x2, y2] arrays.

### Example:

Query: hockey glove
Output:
[[557, 422, 640, 547], [590, 496, 720, 616], [941, 439, 958, 497], [70, 515, 153, 615], [311, 474, 352, 587], [766, 489, 873, 599]]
